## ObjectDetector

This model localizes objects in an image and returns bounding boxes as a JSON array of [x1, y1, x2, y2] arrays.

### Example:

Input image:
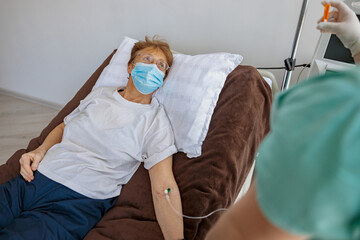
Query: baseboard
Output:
[[0, 88, 63, 110]]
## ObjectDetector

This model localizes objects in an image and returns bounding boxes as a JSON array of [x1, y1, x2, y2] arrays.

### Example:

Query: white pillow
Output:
[[94, 37, 243, 158]]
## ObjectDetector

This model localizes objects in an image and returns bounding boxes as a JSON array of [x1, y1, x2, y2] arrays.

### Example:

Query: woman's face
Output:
[[127, 47, 169, 75]]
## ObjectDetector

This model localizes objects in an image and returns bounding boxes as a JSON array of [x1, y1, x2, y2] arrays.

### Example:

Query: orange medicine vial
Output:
[[322, 4, 331, 22]]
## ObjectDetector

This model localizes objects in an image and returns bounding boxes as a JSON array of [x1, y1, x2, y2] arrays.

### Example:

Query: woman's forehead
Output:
[[138, 47, 167, 60]]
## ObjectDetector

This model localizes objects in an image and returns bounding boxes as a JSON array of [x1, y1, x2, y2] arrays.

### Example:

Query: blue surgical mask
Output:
[[131, 62, 165, 95]]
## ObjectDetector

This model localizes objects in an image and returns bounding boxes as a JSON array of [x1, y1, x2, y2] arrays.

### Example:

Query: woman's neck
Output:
[[119, 79, 152, 104]]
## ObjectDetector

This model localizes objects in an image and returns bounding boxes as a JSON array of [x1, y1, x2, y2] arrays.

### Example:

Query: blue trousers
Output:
[[0, 171, 117, 240]]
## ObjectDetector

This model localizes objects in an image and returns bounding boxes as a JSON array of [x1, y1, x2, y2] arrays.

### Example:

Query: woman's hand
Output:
[[317, 0, 360, 58], [18, 122, 65, 182], [19, 148, 47, 182]]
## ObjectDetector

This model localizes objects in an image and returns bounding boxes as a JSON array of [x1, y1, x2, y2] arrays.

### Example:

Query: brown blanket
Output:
[[0, 50, 272, 240]]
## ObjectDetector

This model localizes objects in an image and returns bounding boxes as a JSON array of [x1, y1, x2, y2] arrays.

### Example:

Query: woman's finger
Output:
[[20, 168, 31, 182], [19, 156, 34, 181]]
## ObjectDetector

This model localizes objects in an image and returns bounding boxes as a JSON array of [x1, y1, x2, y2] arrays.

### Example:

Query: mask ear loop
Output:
[[164, 188, 227, 220], [128, 62, 136, 80]]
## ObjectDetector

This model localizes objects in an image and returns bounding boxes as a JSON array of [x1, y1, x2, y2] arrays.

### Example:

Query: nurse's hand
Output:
[[19, 148, 47, 182], [317, 0, 360, 58]]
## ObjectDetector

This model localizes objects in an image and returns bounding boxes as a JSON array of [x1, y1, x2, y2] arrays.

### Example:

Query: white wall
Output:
[[0, 0, 323, 106]]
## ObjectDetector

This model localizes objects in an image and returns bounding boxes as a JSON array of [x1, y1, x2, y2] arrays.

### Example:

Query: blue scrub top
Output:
[[255, 68, 360, 239]]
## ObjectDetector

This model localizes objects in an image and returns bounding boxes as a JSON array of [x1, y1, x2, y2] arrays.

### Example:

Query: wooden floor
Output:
[[0, 94, 59, 165]]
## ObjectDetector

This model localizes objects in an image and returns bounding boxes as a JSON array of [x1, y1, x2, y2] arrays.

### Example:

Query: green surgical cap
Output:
[[256, 68, 360, 239]]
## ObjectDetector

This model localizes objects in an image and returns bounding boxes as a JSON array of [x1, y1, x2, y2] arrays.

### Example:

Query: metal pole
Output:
[[281, 0, 310, 91]]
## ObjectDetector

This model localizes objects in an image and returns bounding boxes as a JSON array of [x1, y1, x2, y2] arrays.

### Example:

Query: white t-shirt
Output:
[[38, 87, 177, 199]]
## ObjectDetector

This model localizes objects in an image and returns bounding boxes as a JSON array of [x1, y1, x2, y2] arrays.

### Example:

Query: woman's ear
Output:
[[127, 63, 134, 75]]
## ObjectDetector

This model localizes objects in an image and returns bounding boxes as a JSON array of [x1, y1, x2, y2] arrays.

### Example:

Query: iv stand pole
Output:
[[281, 0, 310, 91]]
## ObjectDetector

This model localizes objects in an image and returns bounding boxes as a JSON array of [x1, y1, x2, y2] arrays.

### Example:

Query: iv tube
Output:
[[164, 188, 227, 220]]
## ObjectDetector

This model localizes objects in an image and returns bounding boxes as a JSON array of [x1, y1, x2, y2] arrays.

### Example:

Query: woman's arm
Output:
[[19, 122, 65, 182], [37, 122, 65, 152], [148, 155, 184, 240], [205, 184, 308, 240]]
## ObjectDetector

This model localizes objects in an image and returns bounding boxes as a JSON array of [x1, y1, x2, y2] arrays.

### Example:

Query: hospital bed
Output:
[[0, 49, 272, 239]]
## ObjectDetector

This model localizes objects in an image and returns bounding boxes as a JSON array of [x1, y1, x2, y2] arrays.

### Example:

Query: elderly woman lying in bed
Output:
[[0, 36, 184, 240]]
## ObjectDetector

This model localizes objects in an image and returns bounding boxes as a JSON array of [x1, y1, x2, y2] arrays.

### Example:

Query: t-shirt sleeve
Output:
[[64, 88, 102, 125], [142, 109, 177, 170], [255, 69, 360, 239]]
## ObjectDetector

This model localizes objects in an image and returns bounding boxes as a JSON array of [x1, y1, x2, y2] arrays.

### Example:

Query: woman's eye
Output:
[[158, 63, 165, 69]]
